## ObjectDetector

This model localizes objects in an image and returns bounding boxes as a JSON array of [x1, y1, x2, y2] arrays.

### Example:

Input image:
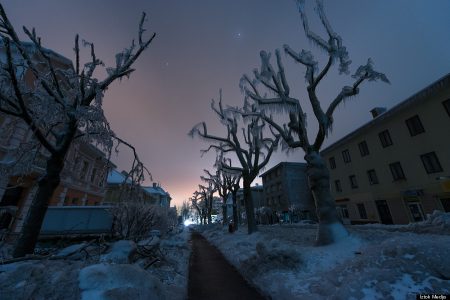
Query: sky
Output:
[[3, 0, 450, 207]]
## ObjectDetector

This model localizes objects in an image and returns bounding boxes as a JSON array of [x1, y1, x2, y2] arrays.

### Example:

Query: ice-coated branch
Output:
[[112, 135, 152, 186]]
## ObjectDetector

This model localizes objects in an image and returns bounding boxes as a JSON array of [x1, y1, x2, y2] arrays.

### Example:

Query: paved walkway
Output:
[[188, 231, 265, 300]]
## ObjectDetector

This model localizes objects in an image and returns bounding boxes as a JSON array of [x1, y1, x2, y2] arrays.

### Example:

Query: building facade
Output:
[[260, 162, 315, 220], [0, 43, 111, 235], [321, 74, 450, 225]]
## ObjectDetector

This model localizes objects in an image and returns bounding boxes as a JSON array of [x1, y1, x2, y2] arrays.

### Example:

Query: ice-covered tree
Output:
[[221, 157, 242, 229], [191, 189, 207, 225], [197, 182, 216, 224], [201, 168, 229, 225], [190, 91, 280, 234], [240, 0, 389, 245], [180, 200, 190, 222], [0, 4, 155, 257]]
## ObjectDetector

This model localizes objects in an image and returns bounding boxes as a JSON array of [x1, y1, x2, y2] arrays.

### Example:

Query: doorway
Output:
[[441, 198, 450, 212], [375, 200, 393, 224]]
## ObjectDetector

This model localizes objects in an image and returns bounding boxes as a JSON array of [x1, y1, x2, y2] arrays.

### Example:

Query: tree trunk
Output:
[[305, 151, 348, 246], [231, 190, 238, 230], [222, 201, 228, 226], [243, 177, 257, 234], [12, 155, 65, 257], [207, 196, 212, 224]]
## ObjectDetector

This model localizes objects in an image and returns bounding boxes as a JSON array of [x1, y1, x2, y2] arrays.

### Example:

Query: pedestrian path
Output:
[[188, 231, 265, 300]]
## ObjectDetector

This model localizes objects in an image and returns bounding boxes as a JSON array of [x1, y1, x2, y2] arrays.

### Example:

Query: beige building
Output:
[[321, 74, 450, 225]]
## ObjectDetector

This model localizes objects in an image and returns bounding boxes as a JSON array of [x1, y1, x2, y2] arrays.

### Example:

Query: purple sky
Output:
[[3, 0, 450, 207]]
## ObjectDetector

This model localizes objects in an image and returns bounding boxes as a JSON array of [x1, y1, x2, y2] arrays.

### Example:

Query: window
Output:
[[367, 169, 379, 185], [420, 152, 443, 174], [357, 203, 368, 219], [389, 162, 406, 181], [339, 205, 349, 219], [443, 99, 450, 117], [79, 161, 89, 180], [329, 157, 336, 169], [90, 168, 97, 183], [342, 149, 351, 163], [349, 175, 358, 189], [379, 130, 393, 148], [358, 141, 370, 157], [405, 115, 425, 136], [334, 180, 342, 192]]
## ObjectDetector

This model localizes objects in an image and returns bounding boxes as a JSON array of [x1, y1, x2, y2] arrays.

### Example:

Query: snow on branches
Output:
[[240, 0, 389, 153]]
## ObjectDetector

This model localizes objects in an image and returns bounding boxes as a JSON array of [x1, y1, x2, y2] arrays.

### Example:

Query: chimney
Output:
[[370, 107, 387, 119], [153, 182, 157, 188]]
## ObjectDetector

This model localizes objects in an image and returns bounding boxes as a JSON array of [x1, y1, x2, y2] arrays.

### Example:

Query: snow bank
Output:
[[100, 240, 136, 264], [0, 229, 192, 300], [406, 210, 450, 234], [199, 221, 450, 299], [0, 260, 83, 300], [79, 263, 165, 300]]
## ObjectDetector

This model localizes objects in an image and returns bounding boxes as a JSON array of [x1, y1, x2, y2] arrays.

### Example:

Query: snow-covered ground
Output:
[[197, 211, 450, 299], [0, 227, 191, 300]]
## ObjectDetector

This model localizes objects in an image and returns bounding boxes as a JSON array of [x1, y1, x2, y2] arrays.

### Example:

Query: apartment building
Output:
[[236, 185, 265, 210], [321, 74, 450, 225], [0, 42, 111, 234], [260, 162, 315, 220]]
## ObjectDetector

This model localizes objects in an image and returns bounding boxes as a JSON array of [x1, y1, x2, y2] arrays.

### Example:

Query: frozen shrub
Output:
[[110, 200, 169, 241], [241, 241, 302, 277]]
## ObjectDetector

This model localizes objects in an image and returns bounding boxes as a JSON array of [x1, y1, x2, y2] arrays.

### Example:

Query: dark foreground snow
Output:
[[197, 211, 450, 299], [0, 228, 191, 300]]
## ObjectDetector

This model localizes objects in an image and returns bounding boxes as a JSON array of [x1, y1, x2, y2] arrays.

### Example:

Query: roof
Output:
[[107, 169, 131, 185], [260, 161, 307, 178], [142, 185, 171, 198], [321, 73, 450, 155], [0, 39, 73, 67]]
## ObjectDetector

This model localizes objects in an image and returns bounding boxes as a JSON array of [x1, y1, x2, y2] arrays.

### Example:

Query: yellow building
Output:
[[321, 74, 450, 224]]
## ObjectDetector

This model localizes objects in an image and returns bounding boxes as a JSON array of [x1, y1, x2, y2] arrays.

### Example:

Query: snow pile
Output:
[[79, 263, 165, 300], [0, 228, 191, 300], [0, 260, 83, 300], [100, 240, 136, 264], [199, 222, 450, 299], [406, 210, 450, 234]]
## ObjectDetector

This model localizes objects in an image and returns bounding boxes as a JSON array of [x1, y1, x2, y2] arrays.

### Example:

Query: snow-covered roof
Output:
[[0, 39, 73, 67], [107, 169, 131, 185], [143, 185, 170, 197]]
